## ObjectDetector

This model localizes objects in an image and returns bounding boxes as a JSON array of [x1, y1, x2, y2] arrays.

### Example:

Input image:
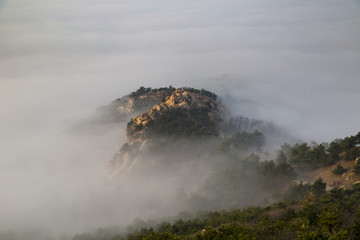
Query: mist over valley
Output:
[[1, 0, 360, 239]]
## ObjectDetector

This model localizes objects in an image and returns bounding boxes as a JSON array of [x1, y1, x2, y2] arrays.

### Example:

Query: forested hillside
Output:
[[73, 182, 360, 240], [71, 127, 360, 240]]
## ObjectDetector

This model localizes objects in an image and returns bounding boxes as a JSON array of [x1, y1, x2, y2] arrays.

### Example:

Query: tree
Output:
[[280, 143, 292, 157], [275, 162, 297, 183], [289, 143, 310, 165], [319, 207, 342, 236], [328, 141, 342, 162], [309, 144, 327, 167], [312, 178, 326, 198], [351, 207, 360, 238], [332, 165, 347, 175], [276, 150, 287, 164], [257, 160, 296, 189], [284, 182, 312, 202], [257, 160, 276, 188]]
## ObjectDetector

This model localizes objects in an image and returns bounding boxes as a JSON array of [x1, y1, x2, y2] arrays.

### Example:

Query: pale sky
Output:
[[1, 0, 360, 141]]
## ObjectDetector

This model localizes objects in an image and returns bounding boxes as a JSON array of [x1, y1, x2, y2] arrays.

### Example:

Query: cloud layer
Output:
[[1, 0, 359, 141], [0, 0, 359, 235]]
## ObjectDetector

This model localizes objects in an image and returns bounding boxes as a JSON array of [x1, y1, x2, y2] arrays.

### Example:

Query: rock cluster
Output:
[[111, 88, 226, 174]]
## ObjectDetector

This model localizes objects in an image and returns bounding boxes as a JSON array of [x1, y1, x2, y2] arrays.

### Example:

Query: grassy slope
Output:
[[297, 158, 360, 190]]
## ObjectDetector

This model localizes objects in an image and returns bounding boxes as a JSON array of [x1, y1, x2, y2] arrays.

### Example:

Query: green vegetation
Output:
[[184, 149, 297, 211], [146, 107, 216, 139], [134, 130, 360, 213], [128, 86, 217, 101], [332, 165, 347, 175], [128, 86, 176, 99], [126, 87, 220, 140], [257, 160, 297, 189], [218, 131, 265, 153], [182, 87, 217, 101], [72, 183, 360, 240], [129, 86, 152, 98], [77, 96, 360, 240], [283, 132, 360, 169]]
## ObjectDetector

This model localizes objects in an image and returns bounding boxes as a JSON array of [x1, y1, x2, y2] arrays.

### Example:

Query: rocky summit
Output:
[[95, 87, 173, 123], [110, 87, 226, 174]]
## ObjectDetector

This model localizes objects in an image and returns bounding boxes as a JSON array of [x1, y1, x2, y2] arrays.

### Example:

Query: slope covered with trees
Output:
[[73, 182, 360, 240], [70, 122, 360, 239]]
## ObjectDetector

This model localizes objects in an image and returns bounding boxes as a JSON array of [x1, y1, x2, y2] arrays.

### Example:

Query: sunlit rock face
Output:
[[111, 88, 227, 175], [96, 88, 168, 123]]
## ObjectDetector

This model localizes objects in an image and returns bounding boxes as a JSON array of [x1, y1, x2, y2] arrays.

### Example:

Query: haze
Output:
[[0, 0, 360, 237]]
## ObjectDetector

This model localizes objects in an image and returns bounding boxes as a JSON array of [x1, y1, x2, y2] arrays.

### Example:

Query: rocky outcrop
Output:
[[111, 88, 227, 175], [70, 87, 174, 135], [126, 88, 226, 145], [96, 88, 170, 123]]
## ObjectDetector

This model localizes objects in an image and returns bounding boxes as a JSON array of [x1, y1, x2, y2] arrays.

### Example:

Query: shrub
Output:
[[332, 165, 347, 175]]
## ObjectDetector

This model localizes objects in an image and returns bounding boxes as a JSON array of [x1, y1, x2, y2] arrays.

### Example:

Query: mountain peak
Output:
[[126, 88, 226, 144], [111, 87, 226, 174]]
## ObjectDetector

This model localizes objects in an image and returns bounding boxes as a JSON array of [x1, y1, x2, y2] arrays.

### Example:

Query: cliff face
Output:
[[97, 88, 170, 123], [111, 88, 226, 174], [126, 88, 226, 145]]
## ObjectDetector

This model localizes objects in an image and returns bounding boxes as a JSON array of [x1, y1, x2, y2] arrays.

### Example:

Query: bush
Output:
[[332, 165, 347, 175]]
